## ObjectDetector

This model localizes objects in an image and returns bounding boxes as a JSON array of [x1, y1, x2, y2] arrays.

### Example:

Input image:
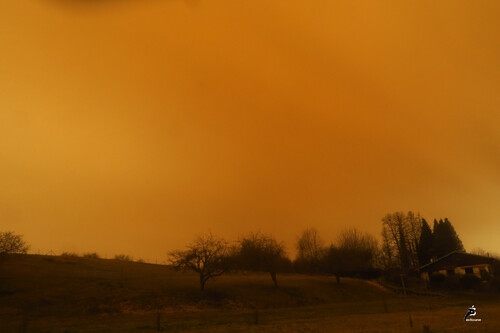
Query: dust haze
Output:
[[1, 0, 499, 261]]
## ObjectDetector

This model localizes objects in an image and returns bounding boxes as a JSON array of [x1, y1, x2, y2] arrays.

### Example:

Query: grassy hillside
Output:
[[0, 254, 391, 314], [0, 254, 498, 332]]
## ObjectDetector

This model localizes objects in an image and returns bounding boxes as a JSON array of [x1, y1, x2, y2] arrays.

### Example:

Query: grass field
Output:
[[0, 254, 498, 332]]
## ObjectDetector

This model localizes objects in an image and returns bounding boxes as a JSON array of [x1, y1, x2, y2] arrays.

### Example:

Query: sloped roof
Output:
[[419, 251, 498, 272]]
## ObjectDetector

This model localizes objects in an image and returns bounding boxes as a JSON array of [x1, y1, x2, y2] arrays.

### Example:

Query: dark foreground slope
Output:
[[0, 254, 498, 332]]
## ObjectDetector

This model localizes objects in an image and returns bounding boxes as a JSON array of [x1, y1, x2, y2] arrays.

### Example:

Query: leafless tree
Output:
[[381, 211, 423, 273], [405, 211, 422, 268], [296, 227, 324, 261], [0, 231, 29, 255], [326, 228, 377, 284], [114, 254, 132, 261], [168, 233, 229, 291], [469, 247, 499, 260], [382, 212, 409, 272], [237, 232, 289, 288], [470, 247, 488, 256], [380, 226, 396, 269], [295, 228, 326, 273]]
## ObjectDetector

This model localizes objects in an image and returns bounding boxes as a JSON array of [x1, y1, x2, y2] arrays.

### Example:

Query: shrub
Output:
[[114, 254, 132, 261], [83, 252, 100, 259], [0, 231, 29, 254], [61, 252, 79, 258]]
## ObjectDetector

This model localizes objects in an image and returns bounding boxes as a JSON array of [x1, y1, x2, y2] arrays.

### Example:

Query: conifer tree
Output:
[[417, 219, 433, 265], [431, 218, 464, 257]]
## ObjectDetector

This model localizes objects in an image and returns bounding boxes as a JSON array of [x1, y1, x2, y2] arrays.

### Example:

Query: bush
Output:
[[114, 254, 132, 261], [83, 252, 100, 259], [61, 252, 79, 258], [460, 274, 481, 290], [0, 231, 29, 254]]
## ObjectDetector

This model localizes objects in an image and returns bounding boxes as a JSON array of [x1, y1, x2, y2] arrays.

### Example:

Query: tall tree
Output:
[[382, 212, 409, 272], [417, 219, 433, 265], [432, 219, 439, 234], [295, 227, 325, 273], [381, 211, 423, 272], [405, 211, 422, 268], [432, 218, 464, 257]]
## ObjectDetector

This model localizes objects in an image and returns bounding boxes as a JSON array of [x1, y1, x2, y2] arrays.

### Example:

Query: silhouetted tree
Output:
[[382, 212, 410, 272], [381, 211, 422, 272], [325, 228, 377, 283], [0, 231, 29, 255], [325, 245, 343, 284], [470, 247, 488, 256], [237, 232, 289, 288], [417, 219, 433, 265], [168, 233, 229, 291], [432, 219, 439, 233], [114, 254, 132, 261], [405, 211, 422, 268], [431, 218, 464, 258], [380, 226, 397, 269], [294, 227, 325, 274]]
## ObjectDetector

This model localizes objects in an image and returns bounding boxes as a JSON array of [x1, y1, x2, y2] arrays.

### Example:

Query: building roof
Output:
[[419, 251, 498, 273]]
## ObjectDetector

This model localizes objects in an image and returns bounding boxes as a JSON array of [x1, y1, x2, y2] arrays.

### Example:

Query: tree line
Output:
[[0, 211, 466, 292], [169, 211, 466, 291]]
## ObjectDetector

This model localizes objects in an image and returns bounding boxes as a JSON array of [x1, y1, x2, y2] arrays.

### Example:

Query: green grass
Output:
[[0, 254, 498, 332]]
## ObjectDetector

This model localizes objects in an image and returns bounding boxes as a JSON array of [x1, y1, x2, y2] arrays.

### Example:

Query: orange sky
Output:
[[1, 0, 499, 261]]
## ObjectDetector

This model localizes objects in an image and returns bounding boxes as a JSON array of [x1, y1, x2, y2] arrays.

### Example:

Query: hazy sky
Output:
[[1, 1, 499, 261]]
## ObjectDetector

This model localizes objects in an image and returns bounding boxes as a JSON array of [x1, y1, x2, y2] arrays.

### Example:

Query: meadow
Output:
[[0, 254, 498, 332]]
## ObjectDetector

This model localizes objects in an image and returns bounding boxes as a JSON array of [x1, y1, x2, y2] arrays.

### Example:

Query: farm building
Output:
[[419, 251, 498, 281]]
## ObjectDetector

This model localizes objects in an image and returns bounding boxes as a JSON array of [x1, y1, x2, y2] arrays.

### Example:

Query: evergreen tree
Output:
[[431, 218, 464, 257], [443, 218, 464, 251], [417, 219, 433, 265], [432, 219, 439, 233]]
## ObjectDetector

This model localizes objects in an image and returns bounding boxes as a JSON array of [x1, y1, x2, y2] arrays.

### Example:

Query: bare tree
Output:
[[382, 211, 423, 273], [325, 228, 377, 284], [382, 212, 409, 272], [296, 228, 324, 260], [470, 247, 488, 256], [295, 228, 325, 273], [380, 226, 396, 269], [468, 247, 500, 259], [0, 231, 29, 255], [405, 211, 422, 268], [168, 233, 228, 291], [237, 232, 289, 288]]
